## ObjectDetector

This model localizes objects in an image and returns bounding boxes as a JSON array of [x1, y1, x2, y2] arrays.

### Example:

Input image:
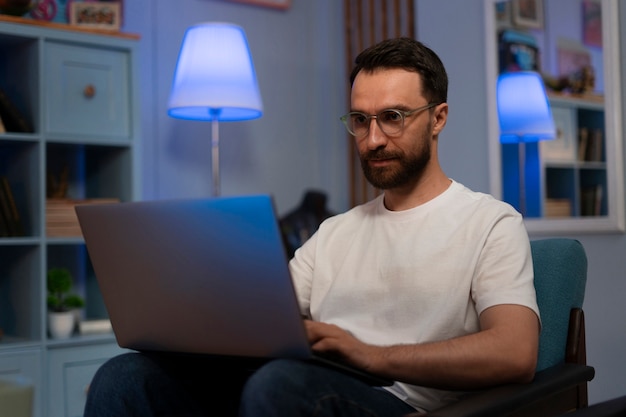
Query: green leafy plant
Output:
[[47, 268, 85, 312]]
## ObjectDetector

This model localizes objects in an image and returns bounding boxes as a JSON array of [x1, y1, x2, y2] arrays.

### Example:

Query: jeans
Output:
[[84, 352, 417, 417]]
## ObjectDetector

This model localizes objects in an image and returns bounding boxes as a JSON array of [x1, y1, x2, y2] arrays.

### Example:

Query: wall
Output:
[[124, 0, 625, 405]]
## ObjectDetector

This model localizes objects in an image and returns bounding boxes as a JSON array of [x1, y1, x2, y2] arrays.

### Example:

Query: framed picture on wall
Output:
[[582, 0, 602, 47], [495, 1, 512, 28], [541, 106, 576, 162], [69, 1, 122, 31], [228, 0, 291, 10], [512, 0, 544, 29]]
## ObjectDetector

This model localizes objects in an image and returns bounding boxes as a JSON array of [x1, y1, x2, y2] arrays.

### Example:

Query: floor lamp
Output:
[[497, 71, 555, 216], [167, 22, 263, 197]]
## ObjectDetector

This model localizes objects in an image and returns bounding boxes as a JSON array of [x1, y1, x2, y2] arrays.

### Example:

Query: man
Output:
[[85, 37, 540, 416]]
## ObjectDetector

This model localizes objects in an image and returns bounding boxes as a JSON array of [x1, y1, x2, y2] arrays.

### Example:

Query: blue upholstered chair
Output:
[[408, 238, 594, 417]]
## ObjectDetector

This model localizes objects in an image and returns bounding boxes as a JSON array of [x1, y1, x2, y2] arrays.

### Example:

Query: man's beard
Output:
[[359, 129, 432, 190]]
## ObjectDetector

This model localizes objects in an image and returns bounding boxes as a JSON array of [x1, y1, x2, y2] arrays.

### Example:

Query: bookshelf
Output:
[[542, 93, 607, 218], [486, 0, 624, 235], [0, 17, 140, 417]]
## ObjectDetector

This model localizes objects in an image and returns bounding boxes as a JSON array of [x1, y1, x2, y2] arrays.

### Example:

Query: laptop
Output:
[[75, 195, 391, 386]]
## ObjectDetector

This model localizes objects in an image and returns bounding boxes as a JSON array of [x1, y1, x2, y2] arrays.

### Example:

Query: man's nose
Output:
[[363, 117, 388, 149]]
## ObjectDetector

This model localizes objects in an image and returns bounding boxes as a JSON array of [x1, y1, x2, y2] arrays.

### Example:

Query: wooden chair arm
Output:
[[406, 363, 595, 417]]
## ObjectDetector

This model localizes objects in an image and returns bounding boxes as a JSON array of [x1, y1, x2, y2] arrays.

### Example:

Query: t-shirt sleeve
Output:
[[471, 210, 540, 322]]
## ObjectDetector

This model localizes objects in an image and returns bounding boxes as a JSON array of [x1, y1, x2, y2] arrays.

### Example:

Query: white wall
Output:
[[125, 0, 626, 405]]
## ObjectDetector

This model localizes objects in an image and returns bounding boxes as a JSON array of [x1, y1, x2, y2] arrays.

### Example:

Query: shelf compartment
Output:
[[0, 33, 38, 135], [46, 142, 133, 203], [47, 244, 109, 325], [0, 140, 41, 238], [0, 245, 42, 346]]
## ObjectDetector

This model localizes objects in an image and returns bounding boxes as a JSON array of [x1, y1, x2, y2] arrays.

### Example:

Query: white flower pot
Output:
[[48, 311, 75, 339]]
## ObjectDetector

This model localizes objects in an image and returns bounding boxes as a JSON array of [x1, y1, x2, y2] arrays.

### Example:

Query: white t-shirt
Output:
[[289, 180, 540, 412]]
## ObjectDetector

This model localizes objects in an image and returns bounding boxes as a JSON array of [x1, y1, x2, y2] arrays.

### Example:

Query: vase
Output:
[[48, 311, 75, 339]]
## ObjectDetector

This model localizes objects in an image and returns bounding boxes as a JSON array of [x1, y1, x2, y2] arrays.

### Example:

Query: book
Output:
[[580, 185, 603, 216], [577, 127, 589, 161], [0, 178, 16, 236], [0, 195, 10, 237], [0, 176, 25, 236], [588, 128, 603, 162], [577, 127, 604, 162], [0, 89, 33, 133]]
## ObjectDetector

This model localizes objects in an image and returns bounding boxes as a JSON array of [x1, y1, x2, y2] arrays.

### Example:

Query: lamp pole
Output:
[[210, 109, 221, 197], [518, 141, 526, 217]]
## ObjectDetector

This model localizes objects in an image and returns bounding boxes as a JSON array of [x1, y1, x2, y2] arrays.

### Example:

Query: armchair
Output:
[[408, 238, 594, 417]]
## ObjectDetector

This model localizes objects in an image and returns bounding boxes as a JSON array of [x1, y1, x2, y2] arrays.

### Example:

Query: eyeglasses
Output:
[[340, 103, 437, 138]]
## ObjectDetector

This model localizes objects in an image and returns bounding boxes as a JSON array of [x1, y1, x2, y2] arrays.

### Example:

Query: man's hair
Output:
[[349, 37, 448, 105]]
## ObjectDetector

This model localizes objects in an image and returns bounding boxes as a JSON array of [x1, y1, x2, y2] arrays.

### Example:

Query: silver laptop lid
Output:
[[76, 195, 310, 358]]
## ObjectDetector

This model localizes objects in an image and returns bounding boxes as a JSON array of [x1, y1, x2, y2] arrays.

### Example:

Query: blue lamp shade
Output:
[[497, 71, 555, 143], [168, 22, 263, 121]]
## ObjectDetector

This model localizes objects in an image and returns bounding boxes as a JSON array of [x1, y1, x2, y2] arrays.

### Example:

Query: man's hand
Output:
[[304, 320, 382, 373]]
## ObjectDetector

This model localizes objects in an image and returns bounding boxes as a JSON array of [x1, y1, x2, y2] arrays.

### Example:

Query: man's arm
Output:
[[305, 304, 539, 390]]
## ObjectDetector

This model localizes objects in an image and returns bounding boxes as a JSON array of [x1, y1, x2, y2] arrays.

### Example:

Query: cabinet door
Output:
[[47, 343, 126, 417], [0, 349, 43, 417], [44, 41, 131, 141]]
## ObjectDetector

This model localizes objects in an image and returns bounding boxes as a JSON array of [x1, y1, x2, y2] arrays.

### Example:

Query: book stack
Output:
[[544, 199, 572, 218], [46, 198, 119, 237], [0, 176, 24, 237], [79, 319, 113, 335]]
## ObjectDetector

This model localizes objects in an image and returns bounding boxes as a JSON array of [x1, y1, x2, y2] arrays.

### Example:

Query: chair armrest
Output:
[[406, 363, 595, 417]]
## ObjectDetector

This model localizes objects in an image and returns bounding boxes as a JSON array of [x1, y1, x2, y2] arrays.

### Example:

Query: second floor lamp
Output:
[[497, 71, 556, 216]]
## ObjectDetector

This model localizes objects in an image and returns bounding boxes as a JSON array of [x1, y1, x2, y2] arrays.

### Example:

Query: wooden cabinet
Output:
[[0, 349, 42, 414], [47, 343, 126, 417], [45, 42, 131, 140], [0, 17, 140, 417]]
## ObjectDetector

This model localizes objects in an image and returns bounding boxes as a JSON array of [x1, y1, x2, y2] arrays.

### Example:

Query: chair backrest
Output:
[[531, 238, 587, 371]]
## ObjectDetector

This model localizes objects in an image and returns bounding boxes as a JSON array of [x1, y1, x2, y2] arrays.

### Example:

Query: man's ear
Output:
[[432, 103, 448, 136]]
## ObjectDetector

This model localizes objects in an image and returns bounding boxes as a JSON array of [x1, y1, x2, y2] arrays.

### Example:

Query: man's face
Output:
[[351, 68, 434, 190]]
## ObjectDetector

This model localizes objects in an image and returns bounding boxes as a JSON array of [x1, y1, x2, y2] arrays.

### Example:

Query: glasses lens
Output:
[[378, 110, 404, 135], [344, 112, 369, 137]]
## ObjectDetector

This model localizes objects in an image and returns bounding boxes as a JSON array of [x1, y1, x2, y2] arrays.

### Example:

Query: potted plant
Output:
[[47, 267, 85, 339]]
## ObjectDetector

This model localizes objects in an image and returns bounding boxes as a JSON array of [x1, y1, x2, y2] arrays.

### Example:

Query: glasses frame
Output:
[[340, 103, 438, 138]]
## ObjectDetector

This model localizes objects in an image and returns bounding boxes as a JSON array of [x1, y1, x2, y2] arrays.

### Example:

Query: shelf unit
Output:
[[0, 17, 140, 417], [542, 94, 607, 218], [486, 0, 624, 235]]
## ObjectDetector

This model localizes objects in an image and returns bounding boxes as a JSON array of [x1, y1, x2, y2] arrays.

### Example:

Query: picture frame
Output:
[[582, 0, 602, 48], [557, 38, 591, 77], [495, 1, 512, 29], [69, 1, 122, 31], [228, 0, 291, 10], [541, 106, 576, 162], [511, 0, 544, 29]]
